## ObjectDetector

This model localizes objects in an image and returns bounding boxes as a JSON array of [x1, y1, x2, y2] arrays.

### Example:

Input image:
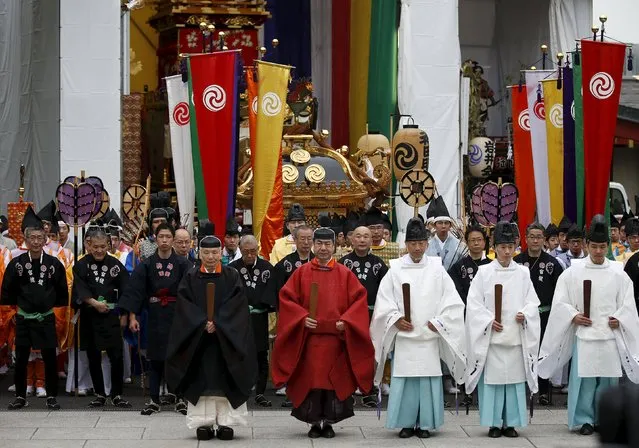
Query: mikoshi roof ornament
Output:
[[391, 116, 435, 216]]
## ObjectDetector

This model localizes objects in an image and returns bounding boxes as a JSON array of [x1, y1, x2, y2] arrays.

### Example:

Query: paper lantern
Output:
[[391, 124, 429, 181], [468, 137, 496, 178]]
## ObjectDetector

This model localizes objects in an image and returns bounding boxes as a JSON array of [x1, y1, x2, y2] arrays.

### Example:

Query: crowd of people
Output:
[[1, 197, 639, 442]]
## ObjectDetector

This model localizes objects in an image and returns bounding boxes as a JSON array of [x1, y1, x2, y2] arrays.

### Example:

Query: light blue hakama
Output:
[[386, 375, 444, 430], [567, 343, 619, 430], [477, 372, 527, 428]]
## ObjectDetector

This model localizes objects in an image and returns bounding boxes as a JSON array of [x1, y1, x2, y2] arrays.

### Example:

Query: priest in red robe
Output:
[[271, 227, 374, 439]]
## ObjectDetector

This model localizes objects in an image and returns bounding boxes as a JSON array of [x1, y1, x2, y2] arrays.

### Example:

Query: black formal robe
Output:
[[624, 251, 639, 310], [165, 265, 257, 408], [271, 251, 314, 309], [1, 252, 67, 349], [447, 255, 491, 303], [514, 251, 564, 334], [72, 254, 129, 351], [118, 251, 191, 360], [338, 252, 388, 311], [228, 257, 276, 352]]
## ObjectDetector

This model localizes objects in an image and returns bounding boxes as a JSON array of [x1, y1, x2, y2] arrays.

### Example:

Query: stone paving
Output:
[[0, 408, 600, 448]]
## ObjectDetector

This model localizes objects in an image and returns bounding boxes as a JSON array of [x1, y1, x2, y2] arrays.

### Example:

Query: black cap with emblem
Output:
[[624, 217, 639, 237], [225, 217, 241, 236], [313, 227, 335, 242]]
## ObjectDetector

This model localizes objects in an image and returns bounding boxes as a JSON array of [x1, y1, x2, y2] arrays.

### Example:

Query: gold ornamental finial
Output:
[[541, 44, 548, 54], [207, 24, 215, 32], [557, 52, 564, 63], [591, 25, 600, 34], [199, 21, 208, 31], [18, 164, 25, 200], [530, 66, 537, 70], [599, 15, 608, 23], [272, 38, 279, 47]]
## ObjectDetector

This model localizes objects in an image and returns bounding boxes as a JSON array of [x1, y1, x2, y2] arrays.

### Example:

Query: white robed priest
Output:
[[371, 217, 467, 439], [538, 214, 639, 436], [466, 221, 541, 439]]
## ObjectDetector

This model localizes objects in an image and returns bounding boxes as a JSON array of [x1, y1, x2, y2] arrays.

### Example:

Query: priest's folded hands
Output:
[[572, 313, 592, 326], [608, 317, 620, 329], [394, 317, 413, 332], [205, 321, 216, 333]]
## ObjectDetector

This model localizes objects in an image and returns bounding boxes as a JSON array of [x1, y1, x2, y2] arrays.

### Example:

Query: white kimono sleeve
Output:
[[519, 270, 541, 393], [430, 268, 467, 384], [370, 271, 403, 385], [612, 275, 639, 384], [538, 270, 579, 380], [464, 269, 494, 393]]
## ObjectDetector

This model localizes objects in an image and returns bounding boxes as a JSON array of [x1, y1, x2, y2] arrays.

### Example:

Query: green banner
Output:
[[367, 0, 398, 237], [573, 56, 585, 229], [187, 59, 208, 220]]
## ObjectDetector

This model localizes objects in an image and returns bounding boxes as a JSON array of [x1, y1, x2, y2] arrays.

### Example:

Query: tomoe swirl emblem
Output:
[[172, 102, 190, 126], [202, 85, 226, 112], [251, 97, 258, 115], [533, 101, 545, 120], [468, 144, 483, 166], [589, 72, 615, 100], [261, 92, 282, 116], [517, 110, 530, 131], [549, 104, 563, 128], [571, 101, 575, 120], [393, 143, 418, 171]]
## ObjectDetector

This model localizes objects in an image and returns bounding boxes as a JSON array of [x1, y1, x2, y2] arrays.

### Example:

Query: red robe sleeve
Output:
[[271, 268, 307, 387]]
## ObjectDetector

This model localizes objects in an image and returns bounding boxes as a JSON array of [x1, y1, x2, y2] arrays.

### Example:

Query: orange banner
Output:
[[246, 68, 258, 168]]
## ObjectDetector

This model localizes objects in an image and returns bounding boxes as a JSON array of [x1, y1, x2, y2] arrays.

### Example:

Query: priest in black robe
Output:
[[514, 222, 563, 405], [166, 234, 257, 441], [72, 227, 131, 408], [119, 223, 191, 415], [447, 225, 491, 303], [229, 234, 276, 407], [1, 206, 67, 410], [624, 250, 639, 310]]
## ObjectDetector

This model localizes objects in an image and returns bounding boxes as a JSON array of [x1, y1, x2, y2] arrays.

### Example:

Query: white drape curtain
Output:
[[310, 0, 332, 138], [396, 0, 461, 246], [549, 0, 592, 56], [0, 0, 60, 210]]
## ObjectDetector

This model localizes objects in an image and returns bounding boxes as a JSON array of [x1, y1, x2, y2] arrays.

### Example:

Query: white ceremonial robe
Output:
[[465, 260, 541, 394], [371, 255, 467, 384], [538, 257, 639, 382]]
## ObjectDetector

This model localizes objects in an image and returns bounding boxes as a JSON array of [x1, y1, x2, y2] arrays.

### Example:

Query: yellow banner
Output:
[[254, 61, 291, 244], [542, 79, 564, 225], [349, 0, 372, 152]]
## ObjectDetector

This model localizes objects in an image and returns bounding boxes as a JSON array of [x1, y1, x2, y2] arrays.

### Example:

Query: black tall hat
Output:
[[329, 214, 346, 235], [427, 196, 452, 223], [344, 211, 361, 234], [106, 209, 123, 229], [149, 208, 169, 222], [566, 223, 584, 240], [225, 217, 240, 236], [150, 192, 171, 209], [405, 217, 429, 242], [544, 223, 559, 238], [610, 213, 621, 229], [558, 216, 573, 233], [493, 221, 516, 245], [625, 217, 639, 237], [21, 205, 44, 232], [363, 207, 385, 226], [37, 200, 56, 223], [588, 214, 609, 243], [198, 219, 215, 239], [287, 203, 306, 222]]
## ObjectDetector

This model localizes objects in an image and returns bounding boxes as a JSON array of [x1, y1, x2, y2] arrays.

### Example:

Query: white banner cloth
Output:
[[166, 75, 195, 232]]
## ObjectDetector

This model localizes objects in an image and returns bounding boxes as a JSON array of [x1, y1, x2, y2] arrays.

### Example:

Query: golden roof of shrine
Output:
[[236, 133, 391, 210], [150, 1, 270, 31]]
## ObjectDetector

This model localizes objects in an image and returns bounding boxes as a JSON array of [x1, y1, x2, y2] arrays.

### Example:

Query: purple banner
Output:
[[563, 66, 577, 223]]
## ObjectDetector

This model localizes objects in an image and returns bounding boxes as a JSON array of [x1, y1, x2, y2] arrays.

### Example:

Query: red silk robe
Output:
[[271, 258, 374, 407]]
